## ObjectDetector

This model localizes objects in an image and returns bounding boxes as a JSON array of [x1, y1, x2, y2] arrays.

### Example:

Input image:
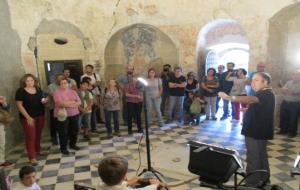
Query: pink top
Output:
[[53, 88, 80, 117]]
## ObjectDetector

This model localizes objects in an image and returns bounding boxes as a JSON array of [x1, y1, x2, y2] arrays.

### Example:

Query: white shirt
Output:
[[81, 73, 101, 95], [13, 182, 41, 190], [96, 181, 157, 190]]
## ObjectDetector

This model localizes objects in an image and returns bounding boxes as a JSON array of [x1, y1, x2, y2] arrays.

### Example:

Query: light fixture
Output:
[[137, 77, 148, 86]]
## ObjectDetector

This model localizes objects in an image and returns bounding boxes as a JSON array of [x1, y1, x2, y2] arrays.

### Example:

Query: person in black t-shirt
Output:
[[167, 66, 186, 125], [201, 68, 219, 120], [219, 72, 275, 187], [219, 62, 235, 120], [160, 64, 174, 116], [216, 65, 225, 112], [15, 74, 48, 166]]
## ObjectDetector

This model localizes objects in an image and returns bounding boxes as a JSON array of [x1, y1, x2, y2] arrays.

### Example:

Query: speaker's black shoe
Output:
[[288, 133, 297, 138], [276, 130, 287, 135], [61, 150, 70, 155], [69, 145, 80, 151]]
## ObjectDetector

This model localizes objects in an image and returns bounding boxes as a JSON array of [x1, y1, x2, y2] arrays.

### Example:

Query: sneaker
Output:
[[69, 145, 80, 151], [51, 139, 58, 145], [114, 131, 121, 137], [276, 130, 287, 135], [165, 120, 172, 124], [0, 161, 14, 167], [61, 150, 70, 155], [91, 129, 100, 133], [158, 123, 165, 127], [211, 116, 217, 121], [288, 133, 297, 138], [220, 116, 227, 120], [29, 159, 38, 166], [137, 129, 143, 133], [205, 116, 210, 120], [84, 134, 91, 140]]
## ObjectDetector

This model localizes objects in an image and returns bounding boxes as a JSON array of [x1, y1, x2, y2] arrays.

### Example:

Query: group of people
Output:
[[0, 60, 299, 189]]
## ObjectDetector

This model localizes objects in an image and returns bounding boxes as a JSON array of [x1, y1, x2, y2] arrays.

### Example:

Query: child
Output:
[[13, 165, 41, 190], [184, 91, 205, 125], [78, 80, 94, 140], [82, 77, 98, 133], [103, 79, 121, 138], [97, 155, 160, 190]]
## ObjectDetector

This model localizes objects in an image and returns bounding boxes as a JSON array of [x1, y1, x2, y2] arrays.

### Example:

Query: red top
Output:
[[124, 81, 142, 103]]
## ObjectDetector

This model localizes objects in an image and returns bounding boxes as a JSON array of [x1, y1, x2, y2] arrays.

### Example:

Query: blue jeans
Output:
[[146, 97, 164, 126], [168, 96, 184, 122], [222, 99, 235, 117], [78, 113, 91, 129], [104, 110, 120, 134]]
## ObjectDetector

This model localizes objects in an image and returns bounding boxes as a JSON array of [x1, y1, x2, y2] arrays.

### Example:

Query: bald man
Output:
[[247, 62, 266, 96], [219, 72, 275, 187], [117, 64, 143, 124]]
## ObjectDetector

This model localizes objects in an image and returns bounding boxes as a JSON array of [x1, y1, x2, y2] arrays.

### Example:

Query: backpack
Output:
[[190, 99, 202, 115]]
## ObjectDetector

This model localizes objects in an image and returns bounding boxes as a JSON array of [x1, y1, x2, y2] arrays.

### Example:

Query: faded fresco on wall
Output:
[[121, 26, 158, 72]]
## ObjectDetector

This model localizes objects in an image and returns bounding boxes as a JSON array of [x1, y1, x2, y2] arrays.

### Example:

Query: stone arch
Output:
[[267, 2, 300, 83], [104, 23, 178, 81], [196, 19, 249, 77], [31, 19, 92, 87]]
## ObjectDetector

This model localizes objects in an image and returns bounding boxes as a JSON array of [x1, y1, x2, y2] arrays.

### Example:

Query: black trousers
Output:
[[279, 100, 300, 135], [49, 109, 58, 143], [245, 137, 270, 187], [56, 114, 79, 151], [160, 91, 169, 116], [127, 102, 142, 133], [122, 95, 128, 124], [91, 104, 97, 130], [104, 110, 119, 134]]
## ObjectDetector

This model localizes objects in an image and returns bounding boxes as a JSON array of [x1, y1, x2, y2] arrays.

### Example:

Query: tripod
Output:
[[138, 88, 169, 190]]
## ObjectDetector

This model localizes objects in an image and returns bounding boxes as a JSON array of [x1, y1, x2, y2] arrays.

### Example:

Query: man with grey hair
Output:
[[219, 72, 275, 187], [277, 70, 300, 138], [247, 62, 266, 96]]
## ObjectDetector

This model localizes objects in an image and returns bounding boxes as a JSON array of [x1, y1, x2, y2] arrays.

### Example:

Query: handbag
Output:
[[57, 107, 67, 121], [0, 108, 14, 125], [190, 99, 202, 115]]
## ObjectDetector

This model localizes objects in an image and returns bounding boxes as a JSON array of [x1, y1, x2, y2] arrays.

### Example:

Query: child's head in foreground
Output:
[[19, 165, 37, 187], [98, 155, 128, 186]]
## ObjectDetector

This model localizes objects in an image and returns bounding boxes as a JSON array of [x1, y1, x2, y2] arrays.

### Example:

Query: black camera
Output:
[[231, 70, 238, 77]]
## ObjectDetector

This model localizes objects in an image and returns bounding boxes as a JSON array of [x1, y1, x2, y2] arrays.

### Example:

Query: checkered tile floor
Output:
[[4, 117, 300, 190]]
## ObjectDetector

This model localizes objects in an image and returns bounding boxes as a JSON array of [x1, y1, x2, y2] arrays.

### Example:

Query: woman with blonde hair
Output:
[[15, 74, 48, 165]]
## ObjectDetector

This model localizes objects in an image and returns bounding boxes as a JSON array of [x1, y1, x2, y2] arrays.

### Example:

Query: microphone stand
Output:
[[138, 81, 169, 190]]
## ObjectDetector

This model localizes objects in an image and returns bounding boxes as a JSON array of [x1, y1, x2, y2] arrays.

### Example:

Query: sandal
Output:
[[30, 159, 38, 166]]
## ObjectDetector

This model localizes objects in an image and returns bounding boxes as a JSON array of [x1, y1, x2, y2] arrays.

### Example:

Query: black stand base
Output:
[[139, 168, 169, 190]]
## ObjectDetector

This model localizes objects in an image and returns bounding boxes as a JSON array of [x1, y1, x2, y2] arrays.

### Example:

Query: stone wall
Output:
[[6, 0, 295, 76], [0, 0, 25, 152]]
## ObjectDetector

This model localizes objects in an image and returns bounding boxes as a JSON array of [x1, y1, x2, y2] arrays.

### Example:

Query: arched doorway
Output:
[[104, 23, 178, 82], [196, 19, 249, 77], [268, 2, 300, 83]]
